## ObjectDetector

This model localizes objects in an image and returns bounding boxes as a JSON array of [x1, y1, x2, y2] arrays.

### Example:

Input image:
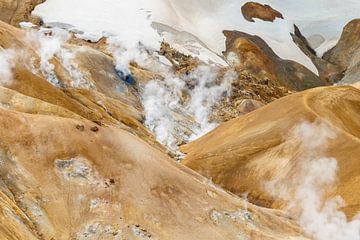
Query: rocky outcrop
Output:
[[159, 41, 199, 74], [323, 19, 360, 84], [182, 85, 360, 219], [323, 19, 360, 70], [159, 42, 290, 123], [223, 30, 327, 91], [0, 0, 44, 26], [291, 25, 345, 84], [211, 71, 289, 122], [241, 2, 283, 22]]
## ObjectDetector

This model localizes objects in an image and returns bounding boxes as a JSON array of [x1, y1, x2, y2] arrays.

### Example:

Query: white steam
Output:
[[26, 28, 92, 89], [0, 49, 16, 85], [57, 48, 94, 89], [107, 38, 236, 151], [142, 75, 188, 151], [142, 65, 237, 151], [186, 66, 236, 139], [27, 28, 70, 86], [107, 36, 237, 152], [266, 120, 360, 240], [107, 37, 150, 76]]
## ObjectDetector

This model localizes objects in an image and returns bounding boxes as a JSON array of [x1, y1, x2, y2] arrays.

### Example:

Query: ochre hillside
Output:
[[182, 86, 360, 218], [0, 106, 309, 239], [1, 0, 360, 239], [0, 17, 309, 240]]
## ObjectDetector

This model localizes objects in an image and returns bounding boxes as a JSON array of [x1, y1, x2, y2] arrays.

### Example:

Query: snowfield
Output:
[[33, 0, 360, 74]]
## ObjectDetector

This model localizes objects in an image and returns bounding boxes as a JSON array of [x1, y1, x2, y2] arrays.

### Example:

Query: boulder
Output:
[[241, 2, 283, 22]]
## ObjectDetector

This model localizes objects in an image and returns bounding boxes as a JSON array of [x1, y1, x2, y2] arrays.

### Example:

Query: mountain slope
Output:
[[182, 85, 360, 218], [0, 90, 310, 240], [2, 0, 360, 239], [0, 17, 311, 239]]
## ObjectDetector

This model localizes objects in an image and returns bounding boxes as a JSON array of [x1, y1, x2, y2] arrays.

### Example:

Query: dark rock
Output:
[[93, 120, 102, 126], [90, 126, 99, 132], [116, 70, 136, 85], [241, 2, 283, 22], [76, 124, 85, 131]]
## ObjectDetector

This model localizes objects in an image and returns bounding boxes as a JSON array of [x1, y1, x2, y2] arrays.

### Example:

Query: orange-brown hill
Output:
[[0, 96, 311, 240], [0, 20, 164, 151], [0, 18, 310, 239], [182, 85, 360, 218]]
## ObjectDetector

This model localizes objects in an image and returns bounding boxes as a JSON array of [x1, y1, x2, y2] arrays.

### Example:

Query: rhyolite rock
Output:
[[223, 30, 327, 91]]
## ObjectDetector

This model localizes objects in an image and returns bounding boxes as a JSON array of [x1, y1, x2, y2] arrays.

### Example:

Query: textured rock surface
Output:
[[323, 19, 360, 70], [211, 71, 289, 122]]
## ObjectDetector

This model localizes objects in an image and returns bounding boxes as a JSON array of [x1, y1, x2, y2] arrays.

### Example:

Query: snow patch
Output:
[[33, 0, 360, 73]]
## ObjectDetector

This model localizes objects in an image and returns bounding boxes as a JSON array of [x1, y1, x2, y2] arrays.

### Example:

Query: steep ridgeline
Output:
[[323, 19, 360, 84]]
